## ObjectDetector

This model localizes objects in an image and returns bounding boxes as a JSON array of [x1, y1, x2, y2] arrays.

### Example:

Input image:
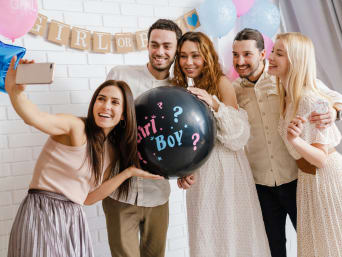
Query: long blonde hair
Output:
[[171, 32, 224, 99], [276, 32, 330, 118]]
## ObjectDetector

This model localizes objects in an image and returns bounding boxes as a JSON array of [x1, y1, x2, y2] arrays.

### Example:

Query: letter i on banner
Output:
[[47, 20, 71, 46], [29, 13, 48, 36], [184, 9, 200, 31]]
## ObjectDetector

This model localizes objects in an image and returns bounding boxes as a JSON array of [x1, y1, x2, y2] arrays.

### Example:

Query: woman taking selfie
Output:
[[5, 57, 162, 257]]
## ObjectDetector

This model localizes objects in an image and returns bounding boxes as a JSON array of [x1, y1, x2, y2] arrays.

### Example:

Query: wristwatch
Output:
[[334, 105, 342, 121], [336, 109, 342, 121]]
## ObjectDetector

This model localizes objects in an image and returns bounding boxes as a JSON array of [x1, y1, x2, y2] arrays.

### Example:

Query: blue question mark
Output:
[[173, 106, 183, 123]]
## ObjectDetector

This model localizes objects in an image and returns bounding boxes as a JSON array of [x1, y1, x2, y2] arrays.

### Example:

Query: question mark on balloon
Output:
[[192, 133, 200, 151], [138, 151, 147, 164], [173, 106, 183, 123]]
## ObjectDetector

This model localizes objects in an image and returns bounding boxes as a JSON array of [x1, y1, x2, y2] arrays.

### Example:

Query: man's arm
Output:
[[316, 79, 342, 103], [309, 79, 342, 127]]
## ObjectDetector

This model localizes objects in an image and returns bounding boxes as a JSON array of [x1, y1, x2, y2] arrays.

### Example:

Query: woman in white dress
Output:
[[268, 32, 342, 257], [172, 32, 271, 257]]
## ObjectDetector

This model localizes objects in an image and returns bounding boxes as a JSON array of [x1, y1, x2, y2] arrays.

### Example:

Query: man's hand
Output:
[[177, 174, 195, 190], [309, 109, 335, 128]]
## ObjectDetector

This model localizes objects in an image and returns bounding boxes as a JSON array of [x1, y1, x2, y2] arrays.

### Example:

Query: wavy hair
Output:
[[276, 32, 331, 118], [171, 32, 224, 99], [84, 80, 139, 199]]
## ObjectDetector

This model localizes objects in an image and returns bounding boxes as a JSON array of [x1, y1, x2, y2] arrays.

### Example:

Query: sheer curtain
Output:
[[278, 0, 342, 150]]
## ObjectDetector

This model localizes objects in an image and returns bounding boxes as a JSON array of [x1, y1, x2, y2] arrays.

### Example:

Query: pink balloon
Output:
[[232, 0, 255, 17], [0, 0, 38, 41], [227, 66, 239, 81], [263, 34, 274, 58]]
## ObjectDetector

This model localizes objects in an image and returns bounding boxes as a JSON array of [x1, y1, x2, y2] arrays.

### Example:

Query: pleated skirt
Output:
[[7, 189, 94, 257]]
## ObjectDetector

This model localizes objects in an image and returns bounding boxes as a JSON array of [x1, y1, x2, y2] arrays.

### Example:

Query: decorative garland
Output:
[[29, 9, 200, 54]]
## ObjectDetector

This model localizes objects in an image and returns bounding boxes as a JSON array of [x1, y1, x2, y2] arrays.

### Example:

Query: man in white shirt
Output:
[[232, 28, 342, 257], [102, 19, 182, 257]]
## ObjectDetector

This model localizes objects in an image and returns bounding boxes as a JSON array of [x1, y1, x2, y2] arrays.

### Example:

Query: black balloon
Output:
[[135, 86, 216, 178]]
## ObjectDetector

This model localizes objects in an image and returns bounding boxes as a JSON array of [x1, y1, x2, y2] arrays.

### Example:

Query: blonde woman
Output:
[[268, 32, 342, 256]]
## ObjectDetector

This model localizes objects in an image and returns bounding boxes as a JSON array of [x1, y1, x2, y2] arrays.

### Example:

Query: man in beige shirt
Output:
[[232, 28, 342, 257]]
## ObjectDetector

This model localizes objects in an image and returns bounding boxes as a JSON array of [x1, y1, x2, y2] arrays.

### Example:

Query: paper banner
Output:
[[29, 9, 200, 54], [184, 9, 200, 31], [47, 20, 71, 46], [135, 30, 148, 51], [30, 13, 48, 36], [93, 32, 112, 53], [71, 27, 91, 50], [115, 33, 134, 53]]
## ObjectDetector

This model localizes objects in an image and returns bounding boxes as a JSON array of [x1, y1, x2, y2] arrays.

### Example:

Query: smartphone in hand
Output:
[[16, 63, 55, 84]]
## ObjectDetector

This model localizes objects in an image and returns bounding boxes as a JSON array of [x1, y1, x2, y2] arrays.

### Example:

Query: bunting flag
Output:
[[29, 9, 200, 54]]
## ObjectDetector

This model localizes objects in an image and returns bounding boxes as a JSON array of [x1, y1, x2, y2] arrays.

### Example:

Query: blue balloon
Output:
[[0, 41, 26, 93], [197, 0, 237, 38], [239, 0, 280, 38]]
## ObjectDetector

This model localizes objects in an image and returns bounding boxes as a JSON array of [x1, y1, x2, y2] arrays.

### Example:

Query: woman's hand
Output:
[[177, 174, 195, 190], [125, 166, 164, 180], [187, 87, 219, 111], [287, 116, 306, 143], [5, 56, 34, 95]]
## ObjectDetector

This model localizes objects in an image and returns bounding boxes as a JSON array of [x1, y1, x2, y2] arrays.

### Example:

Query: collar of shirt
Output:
[[240, 61, 271, 89], [143, 63, 170, 88]]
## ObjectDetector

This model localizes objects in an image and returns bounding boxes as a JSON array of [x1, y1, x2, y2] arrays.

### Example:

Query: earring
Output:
[[120, 119, 126, 128]]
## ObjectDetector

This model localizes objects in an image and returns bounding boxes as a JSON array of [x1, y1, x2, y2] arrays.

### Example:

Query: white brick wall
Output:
[[0, 1, 296, 257]]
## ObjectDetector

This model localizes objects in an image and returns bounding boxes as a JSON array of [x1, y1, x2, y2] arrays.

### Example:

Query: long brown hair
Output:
[[172, 32, 224, 99], [84, 80, 140, 199]]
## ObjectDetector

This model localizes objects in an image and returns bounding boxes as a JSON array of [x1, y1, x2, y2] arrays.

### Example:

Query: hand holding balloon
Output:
[[187, 87, 219, 111], [177, 175, 196, 189], [125, 166, 165, 180]]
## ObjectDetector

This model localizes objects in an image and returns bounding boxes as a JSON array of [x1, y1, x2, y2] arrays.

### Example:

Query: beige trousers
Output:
[[102, 197, 169, 257]]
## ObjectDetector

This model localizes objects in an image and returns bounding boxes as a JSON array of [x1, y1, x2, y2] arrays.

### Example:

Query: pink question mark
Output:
[[157, 102, 163, 109], [192, 133, 200, 151], [138, 151, 147, 164]]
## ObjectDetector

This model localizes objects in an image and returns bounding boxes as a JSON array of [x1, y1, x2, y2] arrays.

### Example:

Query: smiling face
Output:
[[232, 40, 265, 81], [179, 40, 204, 79], [147, 29, 178, 73], [268, 39, 290, 82], [92, 86, 124, 136]]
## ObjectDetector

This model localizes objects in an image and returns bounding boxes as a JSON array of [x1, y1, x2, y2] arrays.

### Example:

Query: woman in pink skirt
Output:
[[5, 57, 163, 257]]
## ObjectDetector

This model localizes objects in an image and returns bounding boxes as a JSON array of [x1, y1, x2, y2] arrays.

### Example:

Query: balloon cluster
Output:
[[197, 0, 280, 79], [197, 0, 280, 38]]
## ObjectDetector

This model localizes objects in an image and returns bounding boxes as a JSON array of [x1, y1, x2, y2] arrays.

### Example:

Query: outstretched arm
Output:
[[84, 166, 164, 205], [5, 57, 84, 141], [310, 80, 342, 128]]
